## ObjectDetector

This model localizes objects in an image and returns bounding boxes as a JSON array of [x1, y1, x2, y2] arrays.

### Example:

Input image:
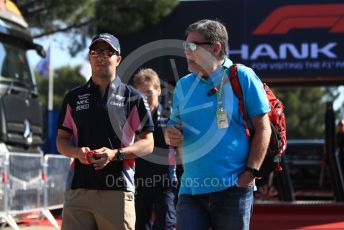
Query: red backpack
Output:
[[229, 64, 287, 177]]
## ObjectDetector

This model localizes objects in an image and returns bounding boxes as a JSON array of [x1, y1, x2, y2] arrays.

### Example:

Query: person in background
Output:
[[56, 33, 154, 230], [133, 68, 177, 230], [164, 19, 271, 230], [337, 119, 344, 170]]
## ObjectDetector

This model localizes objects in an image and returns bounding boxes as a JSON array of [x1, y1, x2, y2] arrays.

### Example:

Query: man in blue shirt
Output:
[[165, 19, 272, 230]]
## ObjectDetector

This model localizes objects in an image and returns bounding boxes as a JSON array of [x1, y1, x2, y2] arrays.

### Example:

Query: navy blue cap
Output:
[[89, 33, 121, 55]]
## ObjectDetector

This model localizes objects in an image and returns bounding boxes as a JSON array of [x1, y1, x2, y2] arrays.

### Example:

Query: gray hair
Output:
[[185, 19, 229, 59]]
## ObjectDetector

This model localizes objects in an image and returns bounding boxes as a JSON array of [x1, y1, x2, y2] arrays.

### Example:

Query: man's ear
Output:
[[213, 42, 222, 56], [116, 55, 122, 66]]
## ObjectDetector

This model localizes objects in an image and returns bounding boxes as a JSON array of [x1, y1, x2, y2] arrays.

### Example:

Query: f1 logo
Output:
[[253, 4, 344, 35]]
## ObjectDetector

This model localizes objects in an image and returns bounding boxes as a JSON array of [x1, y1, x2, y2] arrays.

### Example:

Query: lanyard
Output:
[[196, 66, 228, 108], [207, 66, 230, 96], [216, 68, 227, 109]]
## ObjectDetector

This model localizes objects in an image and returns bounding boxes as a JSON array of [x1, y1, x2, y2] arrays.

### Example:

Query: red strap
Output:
[[229, 64, 251, 138]]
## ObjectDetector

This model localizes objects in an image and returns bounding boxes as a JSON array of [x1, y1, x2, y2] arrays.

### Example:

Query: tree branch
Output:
[[16, 1, 51, 18], [32, 18, 95, 38]]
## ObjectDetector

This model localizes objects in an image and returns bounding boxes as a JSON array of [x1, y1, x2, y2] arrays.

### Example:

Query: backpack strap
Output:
[[229, 64, 251, 138]]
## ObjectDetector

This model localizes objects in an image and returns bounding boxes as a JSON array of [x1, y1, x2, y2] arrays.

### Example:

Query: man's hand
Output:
[[91, 147, 117, 170], [236, 171, 254, 188], [164, 125, 183, 147], [78, 147, 91, 164]]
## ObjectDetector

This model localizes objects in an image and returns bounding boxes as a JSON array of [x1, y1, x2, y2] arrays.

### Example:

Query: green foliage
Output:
[[95, 0, 179, 35], [273, 87, 326, 139], [323, 87, 342, 119], [15, 0, 96, 35], [35, 65, 86, 111], [14, 0, 179, 55]]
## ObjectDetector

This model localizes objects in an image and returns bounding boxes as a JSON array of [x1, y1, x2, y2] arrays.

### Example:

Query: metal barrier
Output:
[[0, 153, 6, 212], [7, 153, 43, 213], [43, 154, 71, 209], [0, 152, 71, 230], [41, 154, 71, 229]]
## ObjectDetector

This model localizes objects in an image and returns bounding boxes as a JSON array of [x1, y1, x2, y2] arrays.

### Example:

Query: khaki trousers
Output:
[[61, 189, 135, 230]]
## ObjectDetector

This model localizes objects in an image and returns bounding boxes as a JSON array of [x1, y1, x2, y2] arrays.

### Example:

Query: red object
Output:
[[251, 203, 344, 230], [2, 172, 7, 183], [41, 172, 47, 182], [253, 4, 344, 34], [225, 64, 287, 176], [85, 150, 97, 164], [275, 164, 283, 172]]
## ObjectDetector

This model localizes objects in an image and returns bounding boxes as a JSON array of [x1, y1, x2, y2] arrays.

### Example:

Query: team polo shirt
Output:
[[58, 77, 154, 193], [135, 104, 177, 190], [168, 58, 270, 195]]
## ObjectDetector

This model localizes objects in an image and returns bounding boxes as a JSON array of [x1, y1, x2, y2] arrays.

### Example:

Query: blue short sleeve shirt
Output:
[[168, 58, 270, 195]]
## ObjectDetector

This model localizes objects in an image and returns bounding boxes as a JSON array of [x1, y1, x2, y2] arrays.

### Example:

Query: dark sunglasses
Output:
[[89, 49, 118, 58], [183, 41, 212, 51]]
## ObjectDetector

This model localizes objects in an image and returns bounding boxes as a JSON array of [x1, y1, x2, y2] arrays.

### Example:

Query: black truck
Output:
[[0, 0, 45, 154]]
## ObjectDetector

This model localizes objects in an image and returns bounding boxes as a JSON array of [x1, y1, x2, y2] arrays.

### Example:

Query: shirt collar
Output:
[[222, 57, 233, 69], [110, 75, 122, 91], [87, 76, 121, 88], [87, 76, 122, 96]]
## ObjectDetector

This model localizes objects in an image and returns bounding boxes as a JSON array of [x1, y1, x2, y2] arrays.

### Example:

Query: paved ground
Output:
[[2, 202, 344, 229], [2, 215, 61, 230], [3, 226, 56, 230], [2, 220, 59, 230]]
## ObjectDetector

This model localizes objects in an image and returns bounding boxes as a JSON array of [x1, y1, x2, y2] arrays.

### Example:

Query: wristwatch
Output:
[[116, 149, 126, 161], [245, 166, 262, 179]]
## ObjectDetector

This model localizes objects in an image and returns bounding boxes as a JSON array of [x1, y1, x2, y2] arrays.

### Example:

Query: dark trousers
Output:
[[176, 186, 253, 230], [135, 187, 176, 230]]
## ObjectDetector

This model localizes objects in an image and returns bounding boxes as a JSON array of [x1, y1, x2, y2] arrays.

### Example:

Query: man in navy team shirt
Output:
[[57, 33, 154, 230]]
